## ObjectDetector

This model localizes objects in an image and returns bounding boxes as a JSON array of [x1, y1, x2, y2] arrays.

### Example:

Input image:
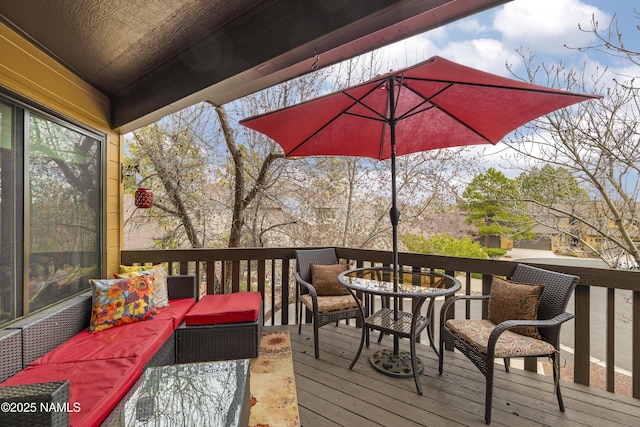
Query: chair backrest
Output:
[[295, 248, 339, 283], [509, 263, 579, 346]]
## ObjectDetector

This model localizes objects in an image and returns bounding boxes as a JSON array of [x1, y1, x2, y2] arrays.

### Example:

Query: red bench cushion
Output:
[[32, 318, 174, 365], [185, 292, 262, 326], [153, 298, 196, 329], [1, 357, 141, 427], [32, 298, 194, 365]]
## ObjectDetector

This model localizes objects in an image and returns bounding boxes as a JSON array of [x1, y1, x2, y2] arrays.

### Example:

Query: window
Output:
[[0, 96, 102, 325], [0, 101, 20, 324]]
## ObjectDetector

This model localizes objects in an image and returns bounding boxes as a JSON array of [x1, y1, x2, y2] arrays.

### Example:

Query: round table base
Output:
[[369, 349, 424, 378]]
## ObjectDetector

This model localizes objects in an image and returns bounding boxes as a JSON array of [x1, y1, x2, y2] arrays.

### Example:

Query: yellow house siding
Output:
[[1, 22, 122, 278]]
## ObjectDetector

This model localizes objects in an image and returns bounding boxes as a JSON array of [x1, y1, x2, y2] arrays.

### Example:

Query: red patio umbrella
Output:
[[239, 56, 599, 277], [240, 56, 598, 376]]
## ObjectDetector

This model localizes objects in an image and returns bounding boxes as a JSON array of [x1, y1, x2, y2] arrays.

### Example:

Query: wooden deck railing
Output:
[[121, 246, 640, 399]]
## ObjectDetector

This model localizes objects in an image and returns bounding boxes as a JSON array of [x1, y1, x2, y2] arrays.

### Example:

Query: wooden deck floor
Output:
[[264, 324, 639, 427]]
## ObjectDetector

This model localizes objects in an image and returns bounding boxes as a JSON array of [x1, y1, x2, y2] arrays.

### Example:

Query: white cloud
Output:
[[437, 39, 522, 75], [453, 18, 491, 34], [378, 35, 519, 77], [494, 0, 609, 54], [333, 0, 625, 90]]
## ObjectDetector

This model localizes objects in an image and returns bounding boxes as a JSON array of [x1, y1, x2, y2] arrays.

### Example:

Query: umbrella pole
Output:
[[388, 77, 401, 356], [369, 76, 425, 381]]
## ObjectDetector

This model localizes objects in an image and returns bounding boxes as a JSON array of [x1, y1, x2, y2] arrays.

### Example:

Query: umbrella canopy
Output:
[[239, 56, 599, 282], [240, 56, 598, 160]]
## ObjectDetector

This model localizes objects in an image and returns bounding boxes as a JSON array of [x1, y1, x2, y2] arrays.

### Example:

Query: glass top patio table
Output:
[[339, 266, 460, 297], [102, 359, 250, 426], [339, 266, 461, 395]]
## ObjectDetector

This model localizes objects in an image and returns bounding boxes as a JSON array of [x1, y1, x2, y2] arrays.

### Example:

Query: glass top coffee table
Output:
[[339, 266, 461, 395], [102, 359, 250, 426]]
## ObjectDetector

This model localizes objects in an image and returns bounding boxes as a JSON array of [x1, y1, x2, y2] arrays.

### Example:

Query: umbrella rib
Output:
[[394, 82, 452, 122], [343, 81, 391, 123], [286, 80, 389, 156], [406, 78, 495, 142], [343, 111, 388, 122], [403, 76, 595, 97], [396, 79, 578, 143]]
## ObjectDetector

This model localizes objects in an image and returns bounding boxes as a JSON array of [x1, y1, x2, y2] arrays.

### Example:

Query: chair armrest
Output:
[[293, 272, 317, 298], [440, 294, 489, 325], [488, 312, 575, 350]]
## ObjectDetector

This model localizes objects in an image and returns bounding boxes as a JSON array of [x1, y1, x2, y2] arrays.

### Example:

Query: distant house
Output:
[[494, 209, 639, 256]]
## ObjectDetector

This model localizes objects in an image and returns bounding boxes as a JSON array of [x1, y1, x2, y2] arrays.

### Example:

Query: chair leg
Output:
[[298, 303, 303, 335], [552, 353, 566, 412], [349, 321, 367, 370], [313, 321, 320, 359], [484, 361, 495, 424], [503, 358, 510, 373], [410, 333, 423, 395], [438, 333, 445, 374], [484, 368, 493, 424]]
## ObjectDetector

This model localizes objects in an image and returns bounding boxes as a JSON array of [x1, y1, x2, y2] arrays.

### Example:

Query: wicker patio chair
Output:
[[294, 248, 361, 359], [438, 264, 579, 424]]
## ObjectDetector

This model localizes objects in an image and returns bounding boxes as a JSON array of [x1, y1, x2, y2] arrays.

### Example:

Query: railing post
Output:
[[481, 274, 492, 318], [574, 284, 590, 386], [281, 258, 290, 325], [606, 288, 615, 392], [633, 290, 640, 399]]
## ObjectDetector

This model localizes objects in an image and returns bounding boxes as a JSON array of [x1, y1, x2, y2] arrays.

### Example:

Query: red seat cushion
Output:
[[185, 292, 262, 326], [153, 298, 196, 329], [32, 318, 174, 365], [1, 357, 141, 427], [32, 299, 194, 365]]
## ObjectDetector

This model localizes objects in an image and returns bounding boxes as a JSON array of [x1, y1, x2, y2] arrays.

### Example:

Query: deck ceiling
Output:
[[0, 0, 510, 132]]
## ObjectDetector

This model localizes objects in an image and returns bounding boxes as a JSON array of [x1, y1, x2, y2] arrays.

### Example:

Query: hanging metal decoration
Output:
[[134, 187, 153, 209]]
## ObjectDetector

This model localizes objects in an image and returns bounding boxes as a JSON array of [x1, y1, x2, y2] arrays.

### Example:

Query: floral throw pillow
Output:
[[116, 265, 169, 308], [488, 276, 545, 339], [89, 276, 155, 333], [310, 263, 350, 296]]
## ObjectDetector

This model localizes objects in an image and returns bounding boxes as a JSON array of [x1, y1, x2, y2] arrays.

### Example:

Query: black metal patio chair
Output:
[[294, 248, 361, 359], [438, 264, 579, 424]]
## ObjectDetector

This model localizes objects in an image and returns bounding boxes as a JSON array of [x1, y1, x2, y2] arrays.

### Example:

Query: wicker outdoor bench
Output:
[[0, 275, 213, 426], [176, 291, 264, 363]]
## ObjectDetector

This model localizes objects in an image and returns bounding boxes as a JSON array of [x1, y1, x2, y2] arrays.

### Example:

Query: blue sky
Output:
[[367, 0, 639, 177], [379, 0, 638, 79]]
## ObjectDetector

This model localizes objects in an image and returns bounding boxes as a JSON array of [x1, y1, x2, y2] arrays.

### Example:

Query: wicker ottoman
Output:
[[176, 292, 263, 363]]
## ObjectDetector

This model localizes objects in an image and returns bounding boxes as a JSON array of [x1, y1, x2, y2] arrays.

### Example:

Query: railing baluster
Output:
[[246, 259, 252, 291], [607, 287, 615, 392], [221, 261, 227, 293], [633, 290, 639, 399], [281, 257, 290, 325], [574, 284, 591, 386], [481, 274, 492, 319], [271, 259, 277, 326], [257, 259, 266, 320], [465, 272, 472, 319], [232, 260, 240, 293], [206, 261, 215, 295]]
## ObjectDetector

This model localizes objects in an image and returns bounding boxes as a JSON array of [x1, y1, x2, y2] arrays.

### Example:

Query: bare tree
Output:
[[126, 105, 216, 248], [213, 68, 333, 248], [213, 104, 284, 248], [505, 48, 640, 267], [575, 11, 640, 67]]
